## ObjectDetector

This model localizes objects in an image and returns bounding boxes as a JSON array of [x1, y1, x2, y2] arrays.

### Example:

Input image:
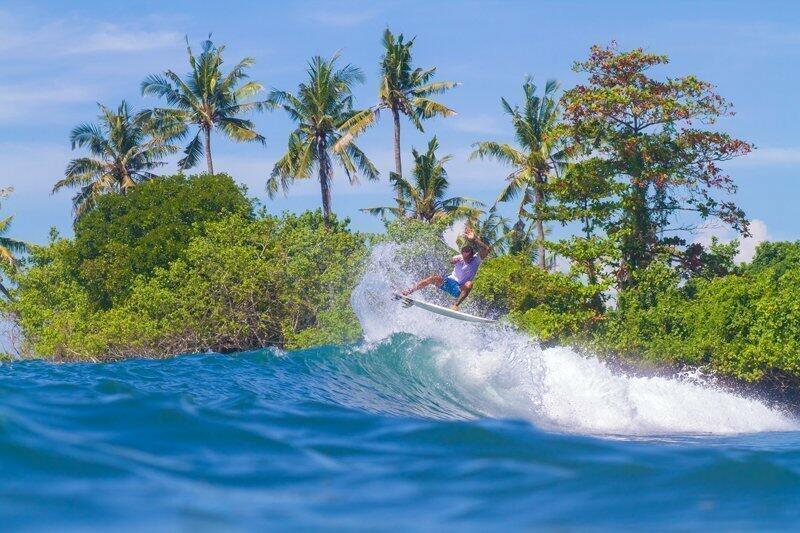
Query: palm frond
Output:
[[178, 130, 204, 171], [334, 107, 379, 151], [218, 117, 266, 144]]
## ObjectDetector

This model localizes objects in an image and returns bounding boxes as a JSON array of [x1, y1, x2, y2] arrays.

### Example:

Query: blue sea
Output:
[[2, 334, 799, 531], [2, 247, 799, 531]]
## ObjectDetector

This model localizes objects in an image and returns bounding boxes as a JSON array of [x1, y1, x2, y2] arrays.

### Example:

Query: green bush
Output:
[[68, 173, 252, 308], [10, 176, 366, 360], [474, 254, 599, 341], [595, 244, 800, 382]]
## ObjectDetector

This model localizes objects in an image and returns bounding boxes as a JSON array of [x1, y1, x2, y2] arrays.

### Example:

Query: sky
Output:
[[1, 0, 799, 259]]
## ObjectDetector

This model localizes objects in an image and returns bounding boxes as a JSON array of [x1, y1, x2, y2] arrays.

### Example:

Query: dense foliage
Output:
[[67, 173, 251, 308], [559, 43, 752, 288], [597, 243, 800, 383], [10, 175, 365, 360], [470, 242, 800, 388]]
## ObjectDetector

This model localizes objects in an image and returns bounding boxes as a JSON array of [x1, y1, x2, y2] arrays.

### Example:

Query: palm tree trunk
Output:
[[535, 175, 546, 269], [317, 138, 333, 228], [204, 126, 214, 174], [392, 106, 402, 178]]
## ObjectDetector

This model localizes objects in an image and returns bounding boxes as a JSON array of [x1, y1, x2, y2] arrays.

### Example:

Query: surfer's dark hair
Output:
[[461, 244, 474, 254]]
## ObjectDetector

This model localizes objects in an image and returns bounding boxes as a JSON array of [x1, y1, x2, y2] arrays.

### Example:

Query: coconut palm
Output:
[[141, 36, 268, 174], [363, 137, 481, 223], [53, 101, 180, 219], [470, 77, 567, 268], [0, 188, 28, 299], [468, 206, 512, 255], [267, 54, 378, 227], [338, 29, 457, 181]]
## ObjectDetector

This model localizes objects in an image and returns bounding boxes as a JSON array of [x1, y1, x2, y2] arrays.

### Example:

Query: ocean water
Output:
[[2, 243, 799, 530]]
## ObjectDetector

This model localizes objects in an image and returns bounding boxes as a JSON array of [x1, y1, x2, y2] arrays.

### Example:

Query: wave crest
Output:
[[348, 243, 796, 436]]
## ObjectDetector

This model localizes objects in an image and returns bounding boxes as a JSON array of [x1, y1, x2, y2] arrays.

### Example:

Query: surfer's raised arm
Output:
[[464, 227, 490, 259]]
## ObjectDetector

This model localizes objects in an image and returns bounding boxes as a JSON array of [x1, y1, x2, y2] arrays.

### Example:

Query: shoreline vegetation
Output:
[[2, 34, 799, 407]]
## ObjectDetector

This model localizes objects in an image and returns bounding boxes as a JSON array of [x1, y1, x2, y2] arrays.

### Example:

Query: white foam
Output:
[[351, 242, 797, 436]]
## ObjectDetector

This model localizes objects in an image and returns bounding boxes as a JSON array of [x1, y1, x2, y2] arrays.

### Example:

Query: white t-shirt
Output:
[[449, 253, 482, 285]]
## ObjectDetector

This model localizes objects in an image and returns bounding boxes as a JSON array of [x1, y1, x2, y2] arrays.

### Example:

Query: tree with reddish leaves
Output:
[[561, 42, 752, 288]]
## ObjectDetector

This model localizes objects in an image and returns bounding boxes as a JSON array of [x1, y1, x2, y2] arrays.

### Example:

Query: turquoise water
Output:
[[2, 335, 799, 531]]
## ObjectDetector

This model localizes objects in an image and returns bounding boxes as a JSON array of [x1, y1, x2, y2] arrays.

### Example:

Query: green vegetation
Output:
[[268, 54, 378, 226], [0, 188, 28, 299], [471, 77, 566, 267], [141, 37, 268, 174], [10, 174, 364, 360], [598, 242, 800, 383], [54, 101, 181, 218], [66, 173, 251, 308], [373, 29, 458, 180], [2, 34, 798, 397], [363, 137, 480, 222]]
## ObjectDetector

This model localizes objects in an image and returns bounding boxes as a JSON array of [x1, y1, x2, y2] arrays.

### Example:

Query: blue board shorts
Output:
[[438, 276, 462, 298]]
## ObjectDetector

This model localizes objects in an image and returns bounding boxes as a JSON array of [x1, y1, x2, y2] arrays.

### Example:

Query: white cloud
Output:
[[729, 147, 800, 167], [64, 25, 182, 55], [0, 11, 179, 57], [0, 84, 99, 121], [449, 114, 506, 135], [694, 218, 770, 264], [306, 10, 375, 28], [738, 219, 770, 263]]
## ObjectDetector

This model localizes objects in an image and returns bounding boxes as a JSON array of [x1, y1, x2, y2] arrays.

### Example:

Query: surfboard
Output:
[[392, 293, 497, 324]]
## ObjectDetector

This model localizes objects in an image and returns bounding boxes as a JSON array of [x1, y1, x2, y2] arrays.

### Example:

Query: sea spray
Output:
[[351, 242, 796, 435]]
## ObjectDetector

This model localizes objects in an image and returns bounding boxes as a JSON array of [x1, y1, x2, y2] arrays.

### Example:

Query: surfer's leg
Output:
[[452, 281, 473, 310], [402, 274, 443, 295]]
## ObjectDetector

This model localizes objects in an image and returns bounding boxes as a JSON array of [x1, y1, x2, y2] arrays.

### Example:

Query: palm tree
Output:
[[267, 54, 378, 227], [470, 77, 567, 269], [0, 188, 28, 300], [53, 101, 179, 218], [363, 137, 481, 222], [468, 206, 512, 255], [337, 29, 457, 182], [141, 36, 268, 174]]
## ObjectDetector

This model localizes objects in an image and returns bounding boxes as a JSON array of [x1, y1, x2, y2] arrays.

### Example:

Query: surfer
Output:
[[401, 227, 491, 310]]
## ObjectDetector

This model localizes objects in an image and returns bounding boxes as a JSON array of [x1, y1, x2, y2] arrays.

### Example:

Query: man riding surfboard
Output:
[[401, 227, 491, 310]]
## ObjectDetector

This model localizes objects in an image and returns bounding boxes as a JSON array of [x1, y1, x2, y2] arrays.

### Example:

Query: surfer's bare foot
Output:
[[401, 288, 413, 296], [450, 304, 460, 311]]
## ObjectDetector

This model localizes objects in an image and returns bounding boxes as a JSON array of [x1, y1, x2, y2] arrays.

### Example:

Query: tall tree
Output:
[[337, 29, 458, 182], [471, 77, 567, 268], [561, 42, 752, 287], [0, 188, 28, 300], [363, 137, 481, 222], [53, 101, 179, 218], [141, 36, 268, 174], [267, 54, 378, 227], [468, 206, 513, 255]]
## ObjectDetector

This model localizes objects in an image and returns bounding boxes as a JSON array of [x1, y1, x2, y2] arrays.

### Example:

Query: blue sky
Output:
[[1, 0, 799, 256]]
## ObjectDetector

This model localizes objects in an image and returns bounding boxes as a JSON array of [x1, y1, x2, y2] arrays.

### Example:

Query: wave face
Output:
[[351, 242, 795, 436], [2, 243, 799, 530]]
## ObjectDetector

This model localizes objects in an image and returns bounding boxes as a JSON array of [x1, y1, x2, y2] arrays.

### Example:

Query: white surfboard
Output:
[[393, 293, 497, 324]]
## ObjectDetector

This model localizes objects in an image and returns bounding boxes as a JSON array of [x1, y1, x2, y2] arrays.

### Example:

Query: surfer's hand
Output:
[[464, 227, 476, 241]]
